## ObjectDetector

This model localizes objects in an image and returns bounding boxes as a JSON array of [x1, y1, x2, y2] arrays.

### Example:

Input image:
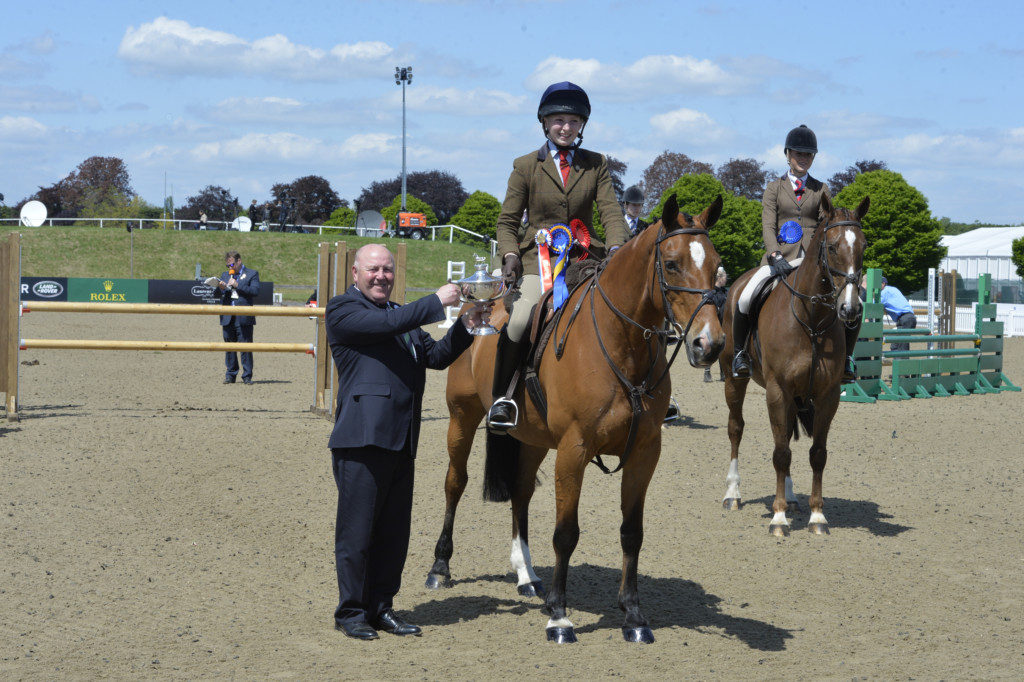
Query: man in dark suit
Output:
[[325, 243, 487, 640], [622, 185, 649, 239], [217, 251, 260, 384]]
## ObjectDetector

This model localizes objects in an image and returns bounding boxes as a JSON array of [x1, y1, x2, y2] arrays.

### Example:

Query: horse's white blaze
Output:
[[689, 241, 706, 269], [510, 535, 540, 586], [844, 229, 856, 249], [723, 458, 741, 501], [784, 475, 797, 503], [809, 511, 828, 525], [770, 510, 790, 526], [546, 617, 575, 629]]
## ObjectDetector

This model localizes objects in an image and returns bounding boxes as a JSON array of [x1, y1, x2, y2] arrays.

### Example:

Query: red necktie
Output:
[[558, 150, 570, 185], [794, 178, 804, 202]]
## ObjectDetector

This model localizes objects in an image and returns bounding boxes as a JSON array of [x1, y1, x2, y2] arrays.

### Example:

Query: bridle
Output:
[[582, 222, 719, 473], [778, 218, 864, 336]]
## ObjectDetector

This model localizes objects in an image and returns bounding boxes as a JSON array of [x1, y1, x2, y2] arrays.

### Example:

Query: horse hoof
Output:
[[546, 626, 577, 644], [518, 581, 545, 598], [807, 522, 830, 535], [424, 573, 452, 590], [723, 498, 740, 511], [769, 523, 790, 537], [622, 626, 655, 644]]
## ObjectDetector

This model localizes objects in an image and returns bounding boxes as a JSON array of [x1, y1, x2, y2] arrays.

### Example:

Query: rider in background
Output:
[[488, 81, 629, 430], [731, 124, 857, 382]]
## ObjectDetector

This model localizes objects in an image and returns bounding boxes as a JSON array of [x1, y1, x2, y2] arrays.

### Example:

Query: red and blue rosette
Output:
[[548, 224, 574, 310]]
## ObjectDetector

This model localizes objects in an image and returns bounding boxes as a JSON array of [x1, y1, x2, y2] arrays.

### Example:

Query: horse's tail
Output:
[[482, 431, 520, 502], [792, 400, 814, 440]]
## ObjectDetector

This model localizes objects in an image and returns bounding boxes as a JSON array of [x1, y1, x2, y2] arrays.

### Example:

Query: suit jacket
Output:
[[625, 216, 650, 241], [495, 145, 629, 276], [219, 264, 260, 326], [325, 285, 473, 457], [760, 175, 830, 265]]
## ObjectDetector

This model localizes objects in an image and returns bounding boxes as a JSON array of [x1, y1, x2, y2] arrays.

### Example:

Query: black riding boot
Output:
[[843, 322, 860, 382], [487, 328, 525, 431], [731, 310, 753, 378]]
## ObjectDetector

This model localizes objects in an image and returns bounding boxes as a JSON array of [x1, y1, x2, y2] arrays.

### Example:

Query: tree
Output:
[[716, 158, 770, 201], [647, 173, 763, 279], [324, 206, 356, 227], [380, 195, 438, 228], [450, 191, 501, 245], [180, 185, 239, 223], [25, 156, 134, 218], [1011, 237, 1024, 280], [833, 170, 945, 292], [827, 159, 889, 195], [356, 170, 468, 222], [639, 151, 713, 214], [270, 175, 343, 225], [605, 155, 627, 201]]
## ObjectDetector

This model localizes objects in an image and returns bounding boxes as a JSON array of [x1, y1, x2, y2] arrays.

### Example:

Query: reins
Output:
[[586, 224, 718, 474]]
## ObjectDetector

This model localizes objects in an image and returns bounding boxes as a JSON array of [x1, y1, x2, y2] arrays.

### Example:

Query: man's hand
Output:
[[501, 254, 522, 288], [436, 282, 461, 307], [461, 302, 494, 330]]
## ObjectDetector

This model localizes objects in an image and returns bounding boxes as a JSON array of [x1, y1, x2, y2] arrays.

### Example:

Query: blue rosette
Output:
[[548, 224, 574, 310]]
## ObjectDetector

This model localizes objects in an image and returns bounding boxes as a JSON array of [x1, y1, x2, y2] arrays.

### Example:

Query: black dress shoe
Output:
[[336, 621, 379, 640], [223, 378, 235, 384], [373, 609, 421, 636], [242, 378, 253, 385]]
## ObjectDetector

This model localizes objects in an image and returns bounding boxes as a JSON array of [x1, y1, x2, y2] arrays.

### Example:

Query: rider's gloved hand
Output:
[[768, 252, 794, 278], [501, 254, 522, 288]]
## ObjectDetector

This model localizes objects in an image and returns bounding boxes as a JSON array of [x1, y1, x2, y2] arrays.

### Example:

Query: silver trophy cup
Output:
[[456, 256, 507, 336]]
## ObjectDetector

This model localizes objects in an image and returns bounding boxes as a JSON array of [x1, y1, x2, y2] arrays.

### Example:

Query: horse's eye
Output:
[[827, 244, 838, 254], [665, 261, 680, 273]]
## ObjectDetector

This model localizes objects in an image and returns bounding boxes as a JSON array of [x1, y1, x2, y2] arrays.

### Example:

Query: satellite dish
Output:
[[232, 216, 252, 232], [355, 210, 386, 237], [20, 200, 48, 227]]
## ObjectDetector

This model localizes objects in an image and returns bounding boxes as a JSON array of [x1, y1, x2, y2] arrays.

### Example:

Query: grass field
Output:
[[1, 226, 492, 302]]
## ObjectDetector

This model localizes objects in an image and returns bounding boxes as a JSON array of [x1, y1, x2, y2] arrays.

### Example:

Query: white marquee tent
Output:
[[939, 226, 1024, 282]]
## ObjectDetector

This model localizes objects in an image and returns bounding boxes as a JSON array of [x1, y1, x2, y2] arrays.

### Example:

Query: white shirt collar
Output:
[[546, 139, 574, 164], [787, 171, 809, 190]]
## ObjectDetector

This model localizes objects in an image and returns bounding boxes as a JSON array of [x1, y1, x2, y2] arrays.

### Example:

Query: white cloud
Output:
[[525, 54, 743, 99], [382, 86, 529, 115], [649, 108, 725, 140], [0, 115, 47, 139], [118, 17, 395, 81], [187, 131, 396, 164], [199, 96, 385, 127]]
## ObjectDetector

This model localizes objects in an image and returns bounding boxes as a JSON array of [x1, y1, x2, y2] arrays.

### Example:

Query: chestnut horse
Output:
[[426, 195, 725, 643], [718, 195, 870, 536]]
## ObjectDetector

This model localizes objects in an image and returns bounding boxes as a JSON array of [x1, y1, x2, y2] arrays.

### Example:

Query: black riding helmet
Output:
[[538, 81, 591, 148], [622, 185, 644, 204], [784, 124, 818, 154]]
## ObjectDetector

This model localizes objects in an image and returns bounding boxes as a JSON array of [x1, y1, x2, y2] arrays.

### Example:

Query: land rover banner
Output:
[[147, 279, 275, 305], [20, 277, 69, 302]]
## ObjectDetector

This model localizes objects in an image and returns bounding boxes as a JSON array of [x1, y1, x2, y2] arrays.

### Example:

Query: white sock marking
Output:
[[723, 458, 741, 501], [770, 510, 790, 526], [510, 535, 540, 586], [809, 511, 828, 525], [546, 617, 574, 629]]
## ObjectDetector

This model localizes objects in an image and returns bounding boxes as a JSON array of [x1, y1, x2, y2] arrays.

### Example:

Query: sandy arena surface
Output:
[[2, 310, 1023, 679]]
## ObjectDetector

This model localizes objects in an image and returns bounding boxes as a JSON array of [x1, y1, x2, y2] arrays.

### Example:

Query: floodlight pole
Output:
[[395, 66, 413, 211]]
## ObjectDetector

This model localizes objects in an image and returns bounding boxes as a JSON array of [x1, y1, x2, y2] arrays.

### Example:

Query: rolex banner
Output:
[[68, 278, 149, 303]]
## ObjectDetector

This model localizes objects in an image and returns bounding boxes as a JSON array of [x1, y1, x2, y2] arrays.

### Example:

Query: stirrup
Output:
[[732, 351, 751, 378], [664, 398, 681, 423], [487, 397, 519, 431]]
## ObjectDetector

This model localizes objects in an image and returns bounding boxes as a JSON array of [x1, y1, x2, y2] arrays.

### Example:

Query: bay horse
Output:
[[426, 195, 725, 643], [718, 194, 870, 536]]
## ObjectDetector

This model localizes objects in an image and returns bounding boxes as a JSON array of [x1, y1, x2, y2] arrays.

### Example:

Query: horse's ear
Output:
[[700, 194, 723, 229], [662, 194, 679, 228], [854, 196, 870, 221], [819, 191, 834, 218]]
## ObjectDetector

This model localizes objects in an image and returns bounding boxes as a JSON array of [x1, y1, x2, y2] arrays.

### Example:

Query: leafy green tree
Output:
[[833, 170, 945, 292], [450, 191, 501, 245], [1011, 237, 1024, 280], [324, 206, 356, 227], [381, 195, 438, 228], [647, 173, 762, 280]]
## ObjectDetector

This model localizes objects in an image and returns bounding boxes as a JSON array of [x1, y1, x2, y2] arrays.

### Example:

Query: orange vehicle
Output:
[[393, 211, 428, 240]]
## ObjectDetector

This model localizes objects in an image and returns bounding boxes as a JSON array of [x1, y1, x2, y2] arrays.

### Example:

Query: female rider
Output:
[[487, 81, 629, 430], [731, 124, 858, 381]]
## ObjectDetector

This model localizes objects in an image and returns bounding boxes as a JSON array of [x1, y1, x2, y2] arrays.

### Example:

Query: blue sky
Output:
[[1, 0, 1022, 223]]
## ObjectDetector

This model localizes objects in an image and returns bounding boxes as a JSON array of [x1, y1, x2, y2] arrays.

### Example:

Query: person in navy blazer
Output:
[[325, 243, 488, 640], [217, 251, 260, 384]]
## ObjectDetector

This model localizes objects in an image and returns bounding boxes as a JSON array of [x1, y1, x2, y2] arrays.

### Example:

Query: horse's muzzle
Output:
[[685, 326, 726, 368], [838, 301, 862, 325]]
